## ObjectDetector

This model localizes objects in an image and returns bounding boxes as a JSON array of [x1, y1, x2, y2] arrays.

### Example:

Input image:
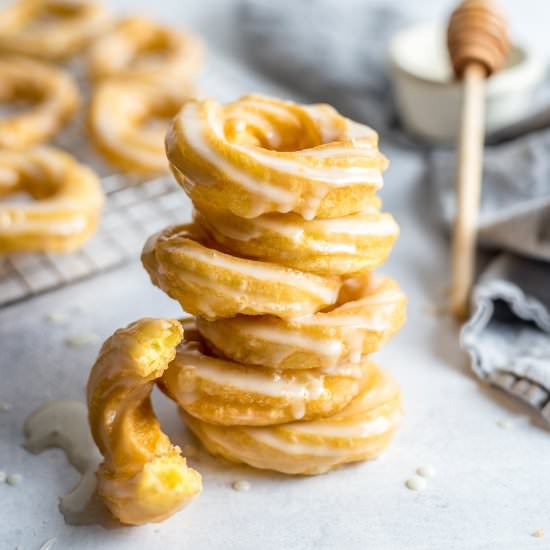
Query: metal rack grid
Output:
[[0, 51, 296, 309], [0, 176, 190, 308]]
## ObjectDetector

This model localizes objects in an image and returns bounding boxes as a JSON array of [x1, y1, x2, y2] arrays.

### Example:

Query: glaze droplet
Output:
[[64, 333, 99, 348], [405, 476, 426, 491], [232, 480, 251, 492], [416, 465, 436, 478], [6, 473, 22, 486]]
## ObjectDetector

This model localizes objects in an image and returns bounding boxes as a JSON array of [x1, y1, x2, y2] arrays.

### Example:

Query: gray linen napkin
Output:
[[238, 0, 550, 420]]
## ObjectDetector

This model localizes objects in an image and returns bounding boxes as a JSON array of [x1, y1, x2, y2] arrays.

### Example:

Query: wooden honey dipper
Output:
[[447, 0, 510, 319]]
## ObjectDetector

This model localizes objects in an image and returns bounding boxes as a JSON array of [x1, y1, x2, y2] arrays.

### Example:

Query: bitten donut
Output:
[[88, 81, 189, 174], [0, 0, 110, 60], [0, 146, 104, 253], [0, 56, 79, 149], [87, 318, 202, 525], [160, 334, 371, 426], [183, 364, 401, 475], [195, 203, 399, 276], [142, 224, 341, 320], [166, 94, 388, 220], [87, 16, 203, 91], [197, 274, 406, 371]]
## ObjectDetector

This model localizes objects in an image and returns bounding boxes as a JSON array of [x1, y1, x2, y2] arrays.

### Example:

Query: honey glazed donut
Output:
[[193, 203, 399, 276], [0, 55, 79, 150], [0, 0, 110, 60], [166, 94, 387, 220], [195, 273, 406, 371], [0, 146, 103, 253], [88, 80, 189, 175], [142, 223, 341, 320], [87, 318, 202, 525], [87, 15, 203, 92], [160, 326, 374, 426], [183, 363, 401, 475]]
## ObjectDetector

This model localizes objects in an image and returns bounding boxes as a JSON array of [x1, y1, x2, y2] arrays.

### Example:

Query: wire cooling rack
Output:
[[0, 51, 295, 309], [0, 176, 190, 307]]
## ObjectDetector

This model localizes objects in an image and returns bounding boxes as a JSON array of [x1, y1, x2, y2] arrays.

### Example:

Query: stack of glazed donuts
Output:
[[151, 95, 406, 475], [86, 94, 406, 525], [0, 0, 203, 254]]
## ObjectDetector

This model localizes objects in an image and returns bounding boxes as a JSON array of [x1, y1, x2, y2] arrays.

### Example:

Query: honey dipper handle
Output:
[[450, 61, 487, 319]]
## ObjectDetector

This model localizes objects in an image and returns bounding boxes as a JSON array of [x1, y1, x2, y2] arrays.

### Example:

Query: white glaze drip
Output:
[[177, 240, 337, 303], [177, 348, 329, 402], [23, 400, 111, 526]]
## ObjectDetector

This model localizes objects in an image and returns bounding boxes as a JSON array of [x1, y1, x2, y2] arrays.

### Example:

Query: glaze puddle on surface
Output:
[[23, 400, 115, 527]]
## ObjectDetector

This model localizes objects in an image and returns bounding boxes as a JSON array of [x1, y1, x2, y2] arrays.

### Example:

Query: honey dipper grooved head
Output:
[[447, 0, 510, 78]]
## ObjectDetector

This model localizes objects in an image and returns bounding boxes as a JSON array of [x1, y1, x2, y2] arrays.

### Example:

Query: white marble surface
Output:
[[2, 1, 550, 549]]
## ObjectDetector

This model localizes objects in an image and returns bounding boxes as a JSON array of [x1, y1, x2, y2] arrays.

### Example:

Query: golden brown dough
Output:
[[87, 318, 202, 525], [0, 56, 79, 150], [0, 146, 103, 253], [0, 0, 110, 60], [87, 15, 203, 92]]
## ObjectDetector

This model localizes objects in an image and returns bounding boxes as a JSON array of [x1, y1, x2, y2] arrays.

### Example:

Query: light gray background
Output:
[[2, 1, 550, 549]]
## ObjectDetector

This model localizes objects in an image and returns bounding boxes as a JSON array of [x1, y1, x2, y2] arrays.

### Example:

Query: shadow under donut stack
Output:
[[143, 94, 407, 475]]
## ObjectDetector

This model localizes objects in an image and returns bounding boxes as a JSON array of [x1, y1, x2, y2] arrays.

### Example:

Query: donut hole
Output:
[[1, 177, 61, 201], [0, 192, 34, 204], [22, 2, 88, 32], [320, 274, 371, 313], [223, 105, 323, 152], [0, 85, 44, 119], [0, 160, 64, 202], [140, 100, 182, 134], [130, 32, 174, 69]]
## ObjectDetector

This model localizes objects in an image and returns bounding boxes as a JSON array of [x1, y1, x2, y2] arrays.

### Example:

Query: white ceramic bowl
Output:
[[388, 23, 545, 143]]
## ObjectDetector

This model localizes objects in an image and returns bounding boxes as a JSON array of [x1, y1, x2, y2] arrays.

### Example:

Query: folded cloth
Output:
[[239, 0, 550, 421], [462, 255, 550, 421], [430, 131, 550, 421], [431, 129, 550, 262]]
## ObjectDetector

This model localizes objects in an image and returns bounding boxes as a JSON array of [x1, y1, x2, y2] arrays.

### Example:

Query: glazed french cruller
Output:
[[87, 94, 406, 525], [87, 16, 204, 175]]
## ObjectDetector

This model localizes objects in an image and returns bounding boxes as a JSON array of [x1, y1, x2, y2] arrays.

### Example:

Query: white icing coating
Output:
[[175, 98, 385, 219], [175, 239, 338, 304], [240, 324, 343, 358], [1, 217, 88, 235], [205, 415, 393, 458], [176, 347, 329, 402], [285, 414, 393, 438], [232, 143, 383, 187], [314, 215, 398, 236], [293, 313, 388, 330], [181, 103, 295, 205], [320, 363, 365, 379], [203, 212, 397, 258]]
